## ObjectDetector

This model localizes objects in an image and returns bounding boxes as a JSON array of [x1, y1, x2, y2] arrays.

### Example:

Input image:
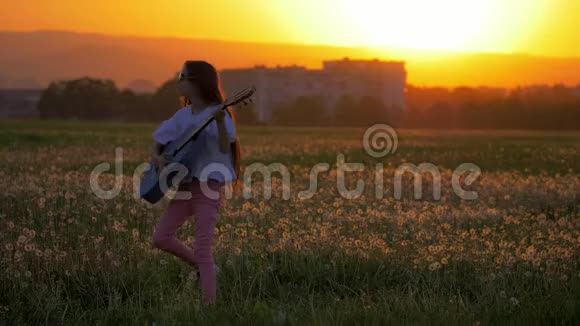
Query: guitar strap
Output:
[[172, 104, 224, 155]]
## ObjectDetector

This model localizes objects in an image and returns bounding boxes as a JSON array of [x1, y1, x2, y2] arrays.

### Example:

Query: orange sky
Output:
[[1, 0, 578, 58]]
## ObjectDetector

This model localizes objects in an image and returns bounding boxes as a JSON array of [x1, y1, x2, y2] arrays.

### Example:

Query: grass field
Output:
[[0, 119, 578, 325]]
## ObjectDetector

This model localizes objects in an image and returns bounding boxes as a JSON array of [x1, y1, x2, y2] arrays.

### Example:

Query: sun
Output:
[[339, 0, 495, 52]]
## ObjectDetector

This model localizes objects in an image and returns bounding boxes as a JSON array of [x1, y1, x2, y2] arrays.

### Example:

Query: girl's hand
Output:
[[152, 154, 169, 171], [213, 109, 225, 121]]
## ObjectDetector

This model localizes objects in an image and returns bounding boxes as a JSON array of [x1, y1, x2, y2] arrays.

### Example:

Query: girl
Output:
[[150, 60, 241, 305]]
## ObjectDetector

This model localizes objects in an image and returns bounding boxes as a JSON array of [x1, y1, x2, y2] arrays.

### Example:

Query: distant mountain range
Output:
[[1, 30, 579, 90]]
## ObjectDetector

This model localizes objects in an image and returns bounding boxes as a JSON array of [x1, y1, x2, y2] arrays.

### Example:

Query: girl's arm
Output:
[[214, 110, 230, 154], [151, 142, 163, 156], [151, 142, 168, 169], [151, 109, 183, 169]]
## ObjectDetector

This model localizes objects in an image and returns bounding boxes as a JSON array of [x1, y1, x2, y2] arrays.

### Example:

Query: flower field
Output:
[[0, 120, 578, 325]]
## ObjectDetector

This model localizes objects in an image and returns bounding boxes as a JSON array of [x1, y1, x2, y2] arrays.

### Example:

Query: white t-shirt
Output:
[[152, 103, 237, 183]]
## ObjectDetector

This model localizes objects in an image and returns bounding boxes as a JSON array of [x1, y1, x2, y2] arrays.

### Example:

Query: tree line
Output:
[[38, 77, 580, 129], [37, 77, 258, 124]]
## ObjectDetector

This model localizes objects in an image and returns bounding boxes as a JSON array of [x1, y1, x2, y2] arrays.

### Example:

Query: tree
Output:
[[38, 77, 120, 120], [333, 95, 396, 127], [149, 79, 181, 121], [272, 96, 328, 126]]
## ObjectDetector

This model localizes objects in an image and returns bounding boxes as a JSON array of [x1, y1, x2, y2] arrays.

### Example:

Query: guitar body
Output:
[[139, 162, 172, 204], [139, 133, 195, 204], [139, 86, 255, 204], [139, 166, 166, 204]]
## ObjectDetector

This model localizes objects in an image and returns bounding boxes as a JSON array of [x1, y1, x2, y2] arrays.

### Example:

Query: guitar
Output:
[[139, 86, 256, 204]]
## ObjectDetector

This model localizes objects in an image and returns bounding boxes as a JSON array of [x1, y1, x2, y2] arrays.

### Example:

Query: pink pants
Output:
[[152, 178, 224, 305]]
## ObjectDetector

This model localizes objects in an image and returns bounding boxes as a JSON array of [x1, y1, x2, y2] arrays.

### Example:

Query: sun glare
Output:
[[339, 0, 495, 51]]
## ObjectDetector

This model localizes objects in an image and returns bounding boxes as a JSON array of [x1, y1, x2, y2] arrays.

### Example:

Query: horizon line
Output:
[[3, 28, 580, 60]]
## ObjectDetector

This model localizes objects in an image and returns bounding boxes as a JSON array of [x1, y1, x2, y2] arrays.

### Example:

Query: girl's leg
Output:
[[152, 195, 196, 266], [191, 180, 223, 305]]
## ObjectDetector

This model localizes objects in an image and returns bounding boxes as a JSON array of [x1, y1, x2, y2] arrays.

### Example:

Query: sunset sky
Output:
[[1, 0, 578, 58]]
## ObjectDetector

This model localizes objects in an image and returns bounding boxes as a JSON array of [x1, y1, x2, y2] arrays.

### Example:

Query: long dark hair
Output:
[[179, 60, 241, 190]]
